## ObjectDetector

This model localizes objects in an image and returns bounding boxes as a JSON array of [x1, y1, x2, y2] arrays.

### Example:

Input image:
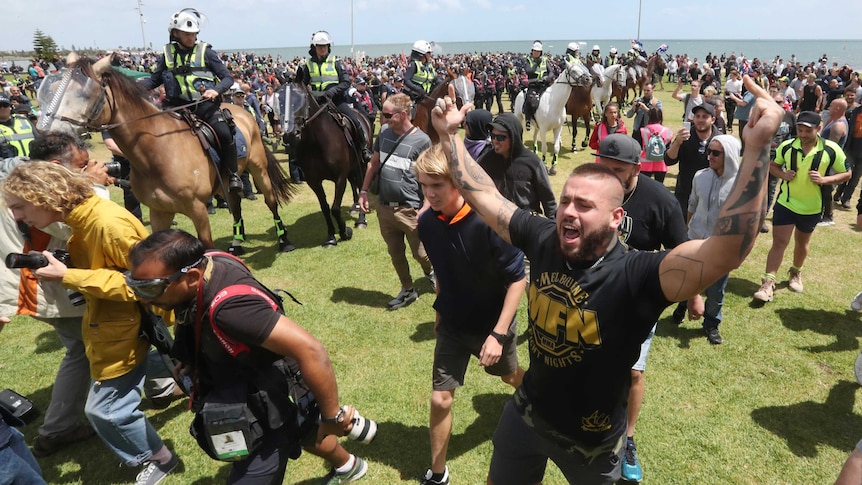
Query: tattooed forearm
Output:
[[726, 146, 770, 212], [714, 211, 760, 259], [446, 133, 497, 192]]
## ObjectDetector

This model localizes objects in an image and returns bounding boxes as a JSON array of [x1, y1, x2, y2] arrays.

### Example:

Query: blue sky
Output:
[[2, 0, 857, 52]]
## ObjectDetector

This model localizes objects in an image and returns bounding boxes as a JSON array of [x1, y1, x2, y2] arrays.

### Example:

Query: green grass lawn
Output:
[[2, 81, 862, 484]]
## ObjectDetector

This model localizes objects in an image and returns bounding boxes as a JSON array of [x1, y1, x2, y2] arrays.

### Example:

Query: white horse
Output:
[[513, 63, 590, 173], [590, 64, 626, 122]]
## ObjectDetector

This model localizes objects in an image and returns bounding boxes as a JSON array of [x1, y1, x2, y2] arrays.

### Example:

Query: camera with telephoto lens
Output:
[[4, 250, 86, 306], [344, 406, 377, 444], [103, 160, 123, 179]]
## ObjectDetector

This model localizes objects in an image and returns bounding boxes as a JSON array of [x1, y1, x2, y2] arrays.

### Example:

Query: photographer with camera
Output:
[[128, 229, 372, 484], [1, 161, 179, 485], [625, 83, 662, 145]]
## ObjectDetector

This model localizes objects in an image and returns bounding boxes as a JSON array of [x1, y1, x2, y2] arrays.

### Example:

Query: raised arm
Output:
[[432, 85, 518, 243], [658, 75, 783, 302]]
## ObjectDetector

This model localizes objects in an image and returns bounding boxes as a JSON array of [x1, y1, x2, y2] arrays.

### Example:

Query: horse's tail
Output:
[[265, 146, 296, 206]]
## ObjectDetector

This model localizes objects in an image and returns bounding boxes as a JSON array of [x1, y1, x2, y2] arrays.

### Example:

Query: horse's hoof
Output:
[[341, 227, 353, 241], [279, 242, 296, 253], [581, 141, 588, 148], [322, 238, 338, 248], [354, 222, 368, 229], [227, 245, 245, 256], [548, 166, 557, 176]]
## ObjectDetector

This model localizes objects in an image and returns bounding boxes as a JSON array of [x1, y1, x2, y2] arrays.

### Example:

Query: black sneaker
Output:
[[135, 453, 179, 485], [705, 327, 723, 345], [387, 288, 418, 310], [32, 424, 96, 457], [671, 305, 686, 325]]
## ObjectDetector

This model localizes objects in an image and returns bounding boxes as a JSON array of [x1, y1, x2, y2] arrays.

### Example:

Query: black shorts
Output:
[[772, 202, 819, 234], [432, 320, 519, 391]]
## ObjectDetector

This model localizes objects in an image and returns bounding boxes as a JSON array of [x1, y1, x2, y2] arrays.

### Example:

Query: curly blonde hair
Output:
[[1, 162, 94, 213], [385, 93, 412, 114]]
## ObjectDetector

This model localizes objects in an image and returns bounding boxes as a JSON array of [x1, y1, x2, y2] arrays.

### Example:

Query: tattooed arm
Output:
[[658, 76, 784, 302], [431, 85, 518, 243]]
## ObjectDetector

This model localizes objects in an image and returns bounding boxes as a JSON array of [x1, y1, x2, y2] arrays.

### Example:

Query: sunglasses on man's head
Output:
[[125, 257, 203, 300]]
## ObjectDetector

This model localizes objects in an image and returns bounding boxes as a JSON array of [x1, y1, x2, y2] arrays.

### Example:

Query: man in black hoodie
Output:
[[478, 113, 557, 218]]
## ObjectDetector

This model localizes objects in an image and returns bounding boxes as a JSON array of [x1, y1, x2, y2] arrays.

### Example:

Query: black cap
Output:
[[797, 111, 821, 127], [691, 103, 715, 116], [592, 134, 641, 164], [486, 119, 508, 134]]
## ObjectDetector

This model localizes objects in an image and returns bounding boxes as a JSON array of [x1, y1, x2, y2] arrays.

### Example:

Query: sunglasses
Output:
[[708, 149, 724, 157], [381, 111, 397, 120], [490, 133, 508, 142], [125, 257, 203, 300]]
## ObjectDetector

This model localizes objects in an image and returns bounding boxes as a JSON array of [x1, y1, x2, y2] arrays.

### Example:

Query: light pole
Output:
[[136, 0, 147, 50], [637, 0, 642, 40], [350, 0, 355, 60]]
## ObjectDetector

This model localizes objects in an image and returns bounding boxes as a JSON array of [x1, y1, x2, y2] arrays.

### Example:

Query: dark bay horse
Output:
[[565, 84, 593, 152], [411, 73, 474, 143], [282, 84, 370, 247], [37, 54, 295, 254], [626, 54, 667, 101]]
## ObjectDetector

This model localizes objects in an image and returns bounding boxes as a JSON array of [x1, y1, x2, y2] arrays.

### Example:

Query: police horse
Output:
[[281, 84, 371, 247], [513, 62, 593, 172], [37, 53, 295, 254]]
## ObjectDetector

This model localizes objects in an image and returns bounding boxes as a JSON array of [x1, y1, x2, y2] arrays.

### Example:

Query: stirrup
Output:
[[228, 173, 243, 193]]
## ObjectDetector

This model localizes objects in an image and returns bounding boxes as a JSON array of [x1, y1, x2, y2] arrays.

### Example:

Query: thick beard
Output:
[[566, 226, 616, 265]]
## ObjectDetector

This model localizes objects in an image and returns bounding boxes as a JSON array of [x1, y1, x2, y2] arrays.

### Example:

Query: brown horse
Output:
[[626, 54, 667, 101], [411, 73, 474, 143], [283, 84, 370, 247], [565, 84, 593, 152], [38, 54, 295, 254]]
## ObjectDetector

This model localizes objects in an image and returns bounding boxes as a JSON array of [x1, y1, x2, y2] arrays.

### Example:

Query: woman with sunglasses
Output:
[[1, 162, 179, 485]]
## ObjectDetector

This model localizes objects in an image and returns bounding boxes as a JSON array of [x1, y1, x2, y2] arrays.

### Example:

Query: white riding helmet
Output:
[[592, 45, 600, 51], [311, 31, 332, 46], [169, 8, 204, 34], [610, 47, 618, 54], [532, 41, 543, 51], [412, 40, 432, 54], [567, 42, 580, 52]]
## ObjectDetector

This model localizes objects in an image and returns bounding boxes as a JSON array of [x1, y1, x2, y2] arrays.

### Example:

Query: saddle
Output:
[[304, 98, 367, 164], [178, 109, 249, 176]]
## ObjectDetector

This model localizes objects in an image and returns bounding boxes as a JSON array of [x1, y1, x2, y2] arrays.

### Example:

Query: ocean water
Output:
[[232, 39, 862, 70]]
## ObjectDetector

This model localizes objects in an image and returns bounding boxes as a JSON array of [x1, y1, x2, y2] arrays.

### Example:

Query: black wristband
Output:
[[490, 331, 511, 345], [321, 407, 344, 424]]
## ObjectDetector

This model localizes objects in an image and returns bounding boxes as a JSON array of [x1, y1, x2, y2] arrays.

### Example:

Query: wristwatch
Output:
[[490, 331, 511, 345], [321, 407, 345, 424]]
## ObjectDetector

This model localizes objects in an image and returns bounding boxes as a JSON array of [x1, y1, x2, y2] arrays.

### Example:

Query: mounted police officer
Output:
[[565, 42, 583, 69], [0, 93, 35, 158], [523, 40, 549, 131], [404, 40, 438, 101], [141, 7, 242, 193], [295, 31, 373, 162], [587, 44, 604, 88]]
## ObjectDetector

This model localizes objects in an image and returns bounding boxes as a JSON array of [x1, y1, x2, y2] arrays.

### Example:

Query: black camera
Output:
[[5, 250, 86, 306], [104, 160, 123, 179]]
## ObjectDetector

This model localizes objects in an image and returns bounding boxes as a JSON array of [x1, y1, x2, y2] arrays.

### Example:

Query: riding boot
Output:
[[222, 142, 243, 193]]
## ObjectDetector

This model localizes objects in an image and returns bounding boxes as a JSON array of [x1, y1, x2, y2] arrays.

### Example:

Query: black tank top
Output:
[[800, 84, 818, 112]]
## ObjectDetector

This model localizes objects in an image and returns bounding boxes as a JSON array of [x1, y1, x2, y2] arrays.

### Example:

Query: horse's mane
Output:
[[76, 56, 151, 108]]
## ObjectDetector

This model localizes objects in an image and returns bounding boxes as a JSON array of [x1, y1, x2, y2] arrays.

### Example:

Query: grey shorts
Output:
[[488, 399, 624, 485], [432, 320, 519, 391]]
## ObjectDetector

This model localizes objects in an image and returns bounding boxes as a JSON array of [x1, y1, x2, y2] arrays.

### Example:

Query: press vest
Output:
[[164, 41, 217, 102], [0, 116, 35, 157], [305, 57, 339, 92]]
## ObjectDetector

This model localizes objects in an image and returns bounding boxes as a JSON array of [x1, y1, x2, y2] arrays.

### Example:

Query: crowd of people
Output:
[[6, 12, 862, 484]]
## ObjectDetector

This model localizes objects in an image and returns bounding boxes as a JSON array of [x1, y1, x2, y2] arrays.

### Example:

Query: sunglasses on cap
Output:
[[125, 257, 203, 300]]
